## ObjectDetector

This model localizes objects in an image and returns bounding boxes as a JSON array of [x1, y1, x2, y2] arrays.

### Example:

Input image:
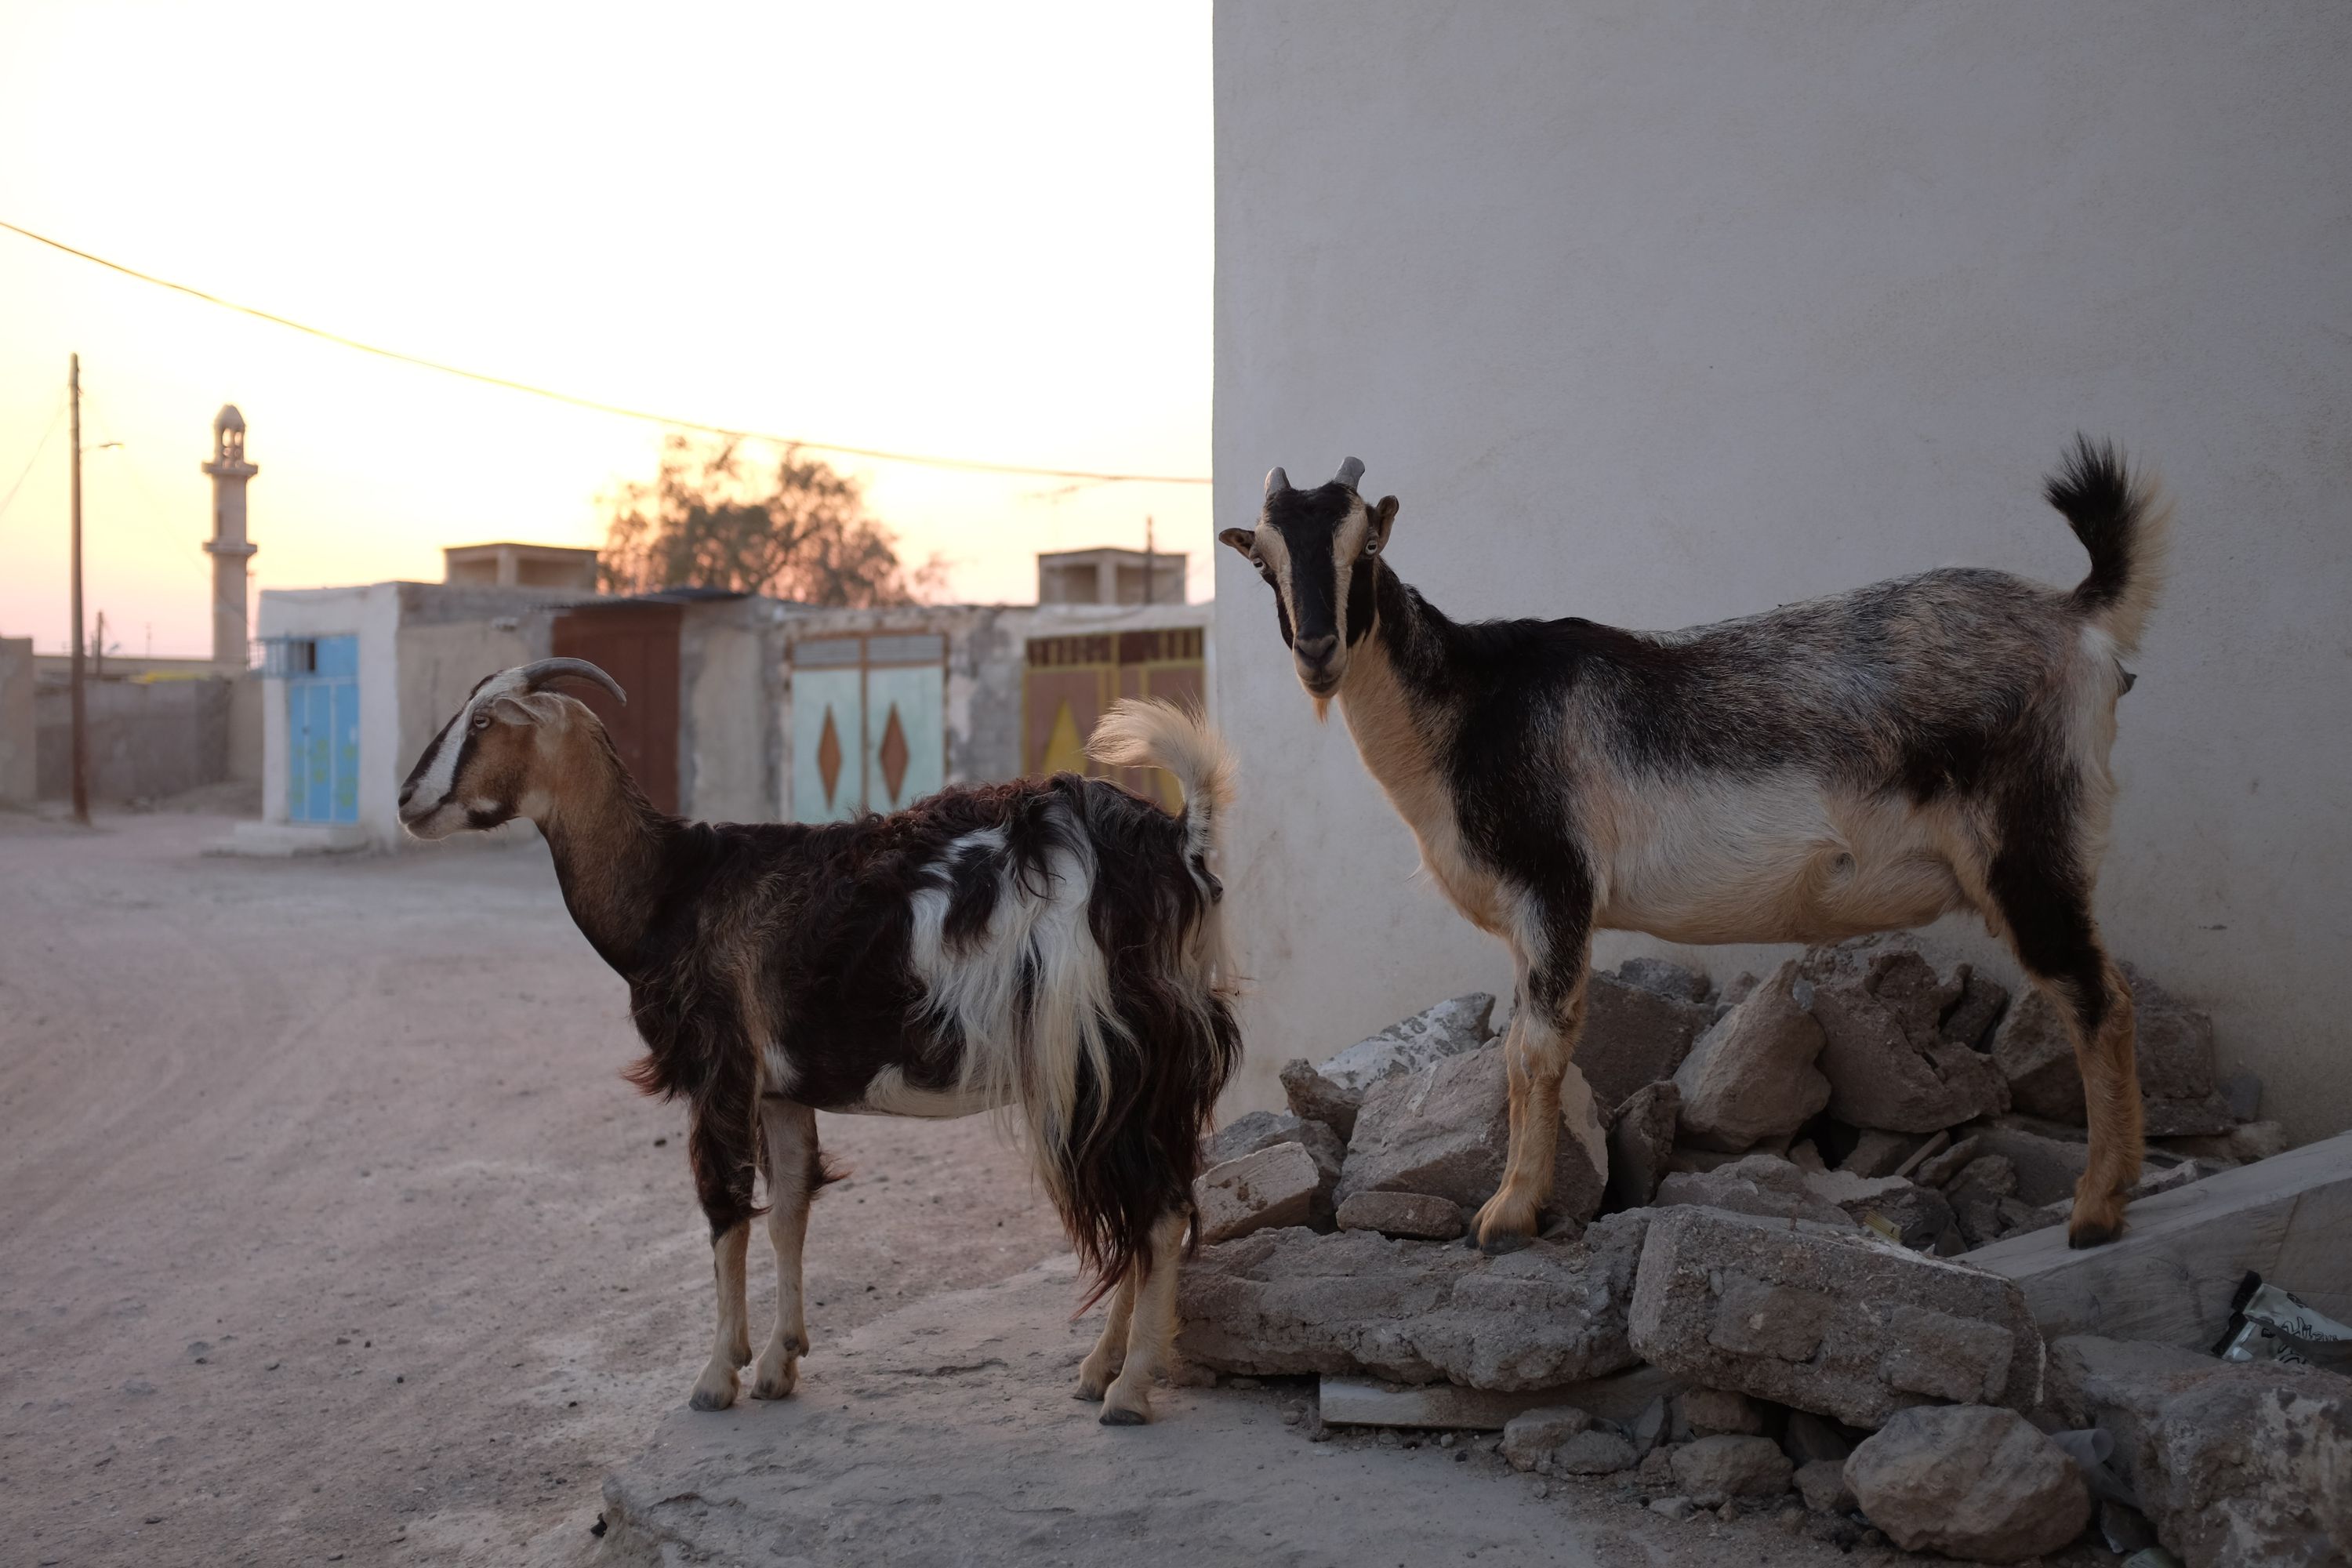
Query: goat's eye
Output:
[[1363, 534, 1379, 556], [471, 713, 492, 731]]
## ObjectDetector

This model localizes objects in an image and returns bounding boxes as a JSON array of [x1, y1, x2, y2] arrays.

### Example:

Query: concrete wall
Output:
[[680, 598, 788, 824], [1214, 2, 2352, 1138], [0, 637, 35, 807], [258, 584, 398, 840], [36, 678, 234, 802]]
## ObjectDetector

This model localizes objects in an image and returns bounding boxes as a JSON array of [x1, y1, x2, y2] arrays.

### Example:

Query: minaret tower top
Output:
[[201, 404, 260, 667]]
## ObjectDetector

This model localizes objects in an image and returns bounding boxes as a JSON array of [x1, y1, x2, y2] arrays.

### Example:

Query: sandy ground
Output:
[[0, 805, 1071, 1566]]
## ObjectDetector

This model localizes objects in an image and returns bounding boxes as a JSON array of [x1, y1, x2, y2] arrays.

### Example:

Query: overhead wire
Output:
[[0, 390, 67, 525], [0, 218, 1214, 487]]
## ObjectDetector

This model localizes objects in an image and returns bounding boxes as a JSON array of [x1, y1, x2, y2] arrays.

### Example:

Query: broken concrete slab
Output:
[[1613, 955, 1715, 1006], [1679, 1387, 1765, 1436], [1913, 1134, 1984, 1188], [2045, 1335, 2352, 1568], [1279, 1057, 1362, 1142], [1575, 970, 1719, 1112], [1671, 960, 1828, 1152], [1971, 1120, 2094, 1208], [1319, 992, 1496, 1094], [1603, 1080, 1679, 1212], [1838, 1129, 1919, 1178], [1628, 1206, 2043, 1428], [1670, 1434, 1792, 1504], [1654, 1154, 1855, 1229], [1318, 1363, 1686, 1432], [1552, 1428, 1639, 1475], [1334, 1190, 1463, 1242], [1195, 1142, 1323, 1244], [1209, 1109, 1345, 1219], [1501, 1405, 1591, 1468], [1809, 951, 2009, 1132], [1335, 1044, 1606, 1225], [1844, 1404, 2091, 1563], [1968, 1131, 2352, 1348], [1793, 1458, 1854, 1515], [1178, 1212, 1649, 1391], [596, 1253, 1813, 1568]]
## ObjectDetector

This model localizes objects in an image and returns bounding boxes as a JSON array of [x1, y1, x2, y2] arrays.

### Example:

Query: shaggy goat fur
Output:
[[1223, 438, 2168, 1252], [398, 672, 1238, 1423]]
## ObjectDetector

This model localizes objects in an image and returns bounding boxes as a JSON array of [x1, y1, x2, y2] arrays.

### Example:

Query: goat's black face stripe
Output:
[[1261, 481, 1358, 645]]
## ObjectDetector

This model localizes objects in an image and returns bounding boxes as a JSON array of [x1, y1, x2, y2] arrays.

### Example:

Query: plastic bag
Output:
[[2211, 1271, 2352, 1374]]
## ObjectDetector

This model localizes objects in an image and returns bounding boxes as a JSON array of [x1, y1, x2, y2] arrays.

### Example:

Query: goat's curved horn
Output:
[[1265, 466, 1291, 497], [1334, 456, 1365, 489], [516, 658, 627, 706]]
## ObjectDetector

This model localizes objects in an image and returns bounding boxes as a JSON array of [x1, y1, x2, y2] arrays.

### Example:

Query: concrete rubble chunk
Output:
[[1849, 1180, 1957, 1250], [2044, 1335, 2352, 1568], [1613, 955, 1715, 1005], [1655, 1153, 1855, 1229], [1334, 1190, 1463, 1241], [1973, 1120, 2093, 1208], [1939, 963, 2011, 1051], [1603, 1080, 1679, 1212], [1554, 1429, 1639, 1475], [1336, 1043, 1606, 1226], [1502, 1406, 1592, 1469], [1915, 1134, 1985, 1188], [1794, 1458, 1855, 1514], [1575, 971, 1720, 1112], [1844, 1404, 2092, 1563], [1279, 1058, 1362, 1143], [1951, 1153, 2020, 1200], [1671, 960, 1829, 1152], [1178, 1211, 1649, 1391], [1628, 1206, 2043, 1428], [1319, 993, 1496, 1094], [1840, 1129, 1920, 1178], [1680, 1386, 1766, 1436], [1671, 1434, 1793, 1504], [1209, 1109, 1345, 1220], [1808, 948, 2009, 1132], [1969, 1130, 2352, 1348], [1194, 1142, 1322, 1244]]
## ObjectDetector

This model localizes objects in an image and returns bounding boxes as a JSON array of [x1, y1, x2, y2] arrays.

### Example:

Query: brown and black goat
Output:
[[397, 662, 1240, 1423], [1222, 441, 2168, 1253]]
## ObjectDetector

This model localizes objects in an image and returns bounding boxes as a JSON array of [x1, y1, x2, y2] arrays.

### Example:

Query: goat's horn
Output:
[[1265, 466, 1291, 497], [1334, 456, 1365, 489], [517, 658, 628, 706]]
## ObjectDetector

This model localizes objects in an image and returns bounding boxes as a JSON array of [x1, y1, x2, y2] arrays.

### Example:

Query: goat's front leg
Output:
[[686, 1083, 761, 1411], [1099, 1210, 1189, 1426], [1073, 1272, 1136, 1403], [751, 1098, 822, 1399], [691, 1221, 754, 1410], [1472, 916, 1592, 1253]]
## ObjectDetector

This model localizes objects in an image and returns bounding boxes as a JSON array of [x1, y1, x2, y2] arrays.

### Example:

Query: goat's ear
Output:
[[1370, 496, 1399, 551], [488, 692, 564, 727], [1218, 527, 1258, 559]]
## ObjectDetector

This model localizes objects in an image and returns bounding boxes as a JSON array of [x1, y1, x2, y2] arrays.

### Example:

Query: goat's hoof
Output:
[[2066, 1205, 2127, 1250], [1479, 1231, 1533, 1257], [1098, 1404, 1149, 1426], [1472, 1189, 1541, 1253], [750, 1356, 800, 1400], [688, 1364, 739, 1410]]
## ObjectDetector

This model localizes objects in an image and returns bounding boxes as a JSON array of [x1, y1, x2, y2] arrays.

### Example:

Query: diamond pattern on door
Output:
[[817, 707, 844, 807], [877, 704, 909, 802]]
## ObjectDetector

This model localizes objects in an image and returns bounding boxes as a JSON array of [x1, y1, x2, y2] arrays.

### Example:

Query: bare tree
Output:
[[599, 435, 941, 604]]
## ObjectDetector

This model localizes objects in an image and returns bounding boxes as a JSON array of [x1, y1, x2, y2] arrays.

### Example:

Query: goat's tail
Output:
[[1085, 699, 1235, 873], [2046, 434, 2172, 653]]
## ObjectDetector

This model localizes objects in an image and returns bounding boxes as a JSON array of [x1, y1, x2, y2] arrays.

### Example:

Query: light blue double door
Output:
[[285, 635, 360, 824]]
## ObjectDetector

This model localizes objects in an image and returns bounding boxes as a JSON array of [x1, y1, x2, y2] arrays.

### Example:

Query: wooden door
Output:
[[1023, 626, 1205, 808], [551, 604, 681, 813], [284, 633, 360, 824]]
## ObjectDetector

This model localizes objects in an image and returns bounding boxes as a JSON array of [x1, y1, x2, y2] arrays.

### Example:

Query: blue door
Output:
[[285, 635, 360, 823]]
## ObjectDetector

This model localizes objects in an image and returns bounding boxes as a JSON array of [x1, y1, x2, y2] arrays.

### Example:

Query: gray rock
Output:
[[1575, 971, 1720, 1113], [1915, 1134, 1985, 1188], [1846, 1180, 1956, 1250], [1279, 1058, 1361, 1143], [1603, 1080, 1679, 1212], [1194, 1142, 1322, 1243], [1655, 1153, 1855, 1228], [1672, 960, 1830, 1152], [1555, 1428, 1639, 1475], [1809, 949, 2009, 1132], [1794, 1458, 1855, 1515], [1501, 1405, 1592, 1470], [1939, 964, 2011, 1051], [1839, 1130, 1921, 1179], [1178, 1211, 1649, 1391], [1209, 1110, 1345, 1221], [1627, 1206, 2042, 1428], [1637, 1444, 1678, 1488], [1614, 955, 1715, 1005], [1319, 993, 1496, 1094], [1671, 1434, 1793, 1504], [1951, 1153, 2020, 1200], [2045, 1335, 2352, 1568], [1334, 1190, 1463, 1242], [1845, 1404, 2090, 1563], [1973, 1120, 2094, 1207], [1336, 1044, 1606, 1227], [1681, 1386, 1765, 1436], [1648, 1495, 1697, 1521]]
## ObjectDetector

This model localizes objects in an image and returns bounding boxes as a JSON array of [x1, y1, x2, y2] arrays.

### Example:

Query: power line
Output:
[[0, 219, 1214, 488], [0, 391, 66, 524]]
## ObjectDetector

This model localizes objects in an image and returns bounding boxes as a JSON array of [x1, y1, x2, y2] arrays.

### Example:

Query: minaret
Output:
[[200, 404, 259, 668]]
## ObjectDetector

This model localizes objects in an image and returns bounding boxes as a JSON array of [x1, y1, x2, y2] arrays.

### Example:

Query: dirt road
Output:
[[0, 807, 1070, 1566]]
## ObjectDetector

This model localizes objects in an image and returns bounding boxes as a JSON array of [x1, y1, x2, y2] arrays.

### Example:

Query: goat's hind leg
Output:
[[751, 1098, 824, 1400], [1099, 1210, 1188, 1427], [1073, 1272, 1134, 1403]]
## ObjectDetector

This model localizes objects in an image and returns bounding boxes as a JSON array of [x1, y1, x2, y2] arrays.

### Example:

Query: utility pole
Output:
[[68, 354, 89, 826]]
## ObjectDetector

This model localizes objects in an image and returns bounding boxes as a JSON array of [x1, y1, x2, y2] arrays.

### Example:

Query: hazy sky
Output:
[[0, 2, 1211, 657]]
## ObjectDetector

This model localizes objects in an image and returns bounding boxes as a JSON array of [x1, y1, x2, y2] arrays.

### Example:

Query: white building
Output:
[[1210, 3, 2352, 1141]]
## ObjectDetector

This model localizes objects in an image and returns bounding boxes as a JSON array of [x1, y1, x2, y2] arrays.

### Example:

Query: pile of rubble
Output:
[[1178, 939, 2352, 1566]]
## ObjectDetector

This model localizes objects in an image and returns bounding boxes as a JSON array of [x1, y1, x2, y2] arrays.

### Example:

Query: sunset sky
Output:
[[0, 2, 1211, 658]]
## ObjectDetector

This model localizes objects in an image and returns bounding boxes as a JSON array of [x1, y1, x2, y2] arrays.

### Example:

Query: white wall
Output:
[[1213, 2, 2352, 1139], [257, 585, 397, 840]]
